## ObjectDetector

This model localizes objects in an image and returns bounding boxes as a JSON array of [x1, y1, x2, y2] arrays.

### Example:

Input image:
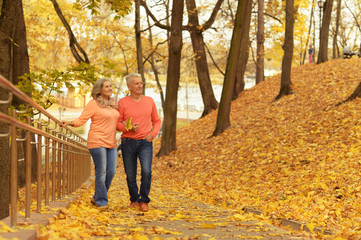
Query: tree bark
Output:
[[317, 0, 334, 64], [232, 0, 252, 100], [337, 82, 361, 106], [11, 0, 38, 188], [275, 0, 294, 100], [213, 0, 247, 136], [156, 0, 184, 157], [332, 0, 341, 59], [0, 0, 19, 219], [186, 0, 219, 117], [256, 0, 265, 84], [135, 0, 145, 91]]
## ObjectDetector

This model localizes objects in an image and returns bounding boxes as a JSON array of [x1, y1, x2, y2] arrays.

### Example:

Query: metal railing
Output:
[[0, 74, 91, 227]]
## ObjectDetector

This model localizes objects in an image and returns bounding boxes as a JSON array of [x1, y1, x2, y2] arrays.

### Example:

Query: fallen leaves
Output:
[[152, 58, 361, 239], [13, 58, 361, 239]]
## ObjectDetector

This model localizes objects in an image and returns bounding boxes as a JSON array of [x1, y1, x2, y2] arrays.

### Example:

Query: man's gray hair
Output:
[[91, 78, 111, 99], [125, 73, 141, 85]]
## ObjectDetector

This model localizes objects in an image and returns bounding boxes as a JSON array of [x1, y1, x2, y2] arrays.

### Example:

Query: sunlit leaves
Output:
[[17, 63, 100, 108], [152, 58, 361, 239], [74, 0, 133, 18]]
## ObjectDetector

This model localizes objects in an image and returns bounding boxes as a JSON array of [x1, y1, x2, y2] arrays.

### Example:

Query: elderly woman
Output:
[[62, 78, 119, 207]]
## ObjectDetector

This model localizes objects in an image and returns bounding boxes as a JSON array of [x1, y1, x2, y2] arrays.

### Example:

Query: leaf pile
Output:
[[152, 58, 361, 239]]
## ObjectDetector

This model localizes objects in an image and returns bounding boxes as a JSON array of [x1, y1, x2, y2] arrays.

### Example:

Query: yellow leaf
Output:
[[201, 223, 217, 229], [133, 232, 149, 240], [125, 117, 133, 131], [233, 213, 248, 221], [306, 222, 315, 233], [0, 221, 15, 233]]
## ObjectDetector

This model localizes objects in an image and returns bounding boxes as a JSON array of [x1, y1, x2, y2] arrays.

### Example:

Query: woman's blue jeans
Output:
[[89, 147, 117, 206], [121, 138, 153, 203]]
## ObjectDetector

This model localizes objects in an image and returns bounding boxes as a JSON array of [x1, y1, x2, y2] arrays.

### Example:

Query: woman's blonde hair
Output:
[[91, 78, 111, 99]]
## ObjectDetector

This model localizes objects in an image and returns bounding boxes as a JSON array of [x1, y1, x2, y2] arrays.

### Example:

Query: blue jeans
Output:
[[121, 138, 153, 203], [89, 147, 117, 206]]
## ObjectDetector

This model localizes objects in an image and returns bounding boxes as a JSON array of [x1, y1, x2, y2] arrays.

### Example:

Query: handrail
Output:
[[0, 112, 87, 151], [0, 74, 91, 227], [0, 74, 86, 142]]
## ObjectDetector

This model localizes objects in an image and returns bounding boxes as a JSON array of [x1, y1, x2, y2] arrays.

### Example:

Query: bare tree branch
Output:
[[139, 0, 170, 30], [49, 0, 89, 64], [204, 42, 225, 76]]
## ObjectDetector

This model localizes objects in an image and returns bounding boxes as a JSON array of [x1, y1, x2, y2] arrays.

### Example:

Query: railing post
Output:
[[58, 131, 63, 199], [45, 126, 50, 206], [63, 130, 69, 197], [68, 133, 73, 194], [37, 113, 42, 212], [10, 110, 18, 227], [25, 117, 32, 219], [51, 128, 56, 201]]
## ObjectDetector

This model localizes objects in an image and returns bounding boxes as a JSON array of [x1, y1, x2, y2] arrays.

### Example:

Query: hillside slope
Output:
[[153, 58, 361, 239]]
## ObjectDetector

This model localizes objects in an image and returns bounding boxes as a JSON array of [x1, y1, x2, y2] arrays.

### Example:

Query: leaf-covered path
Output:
[[5, 58, 361, 239], [37, 163, 311, 239]]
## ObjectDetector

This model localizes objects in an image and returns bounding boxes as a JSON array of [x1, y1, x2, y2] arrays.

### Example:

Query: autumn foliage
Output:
[[3, 58, 361, 239], [153, 58, 361, 239]]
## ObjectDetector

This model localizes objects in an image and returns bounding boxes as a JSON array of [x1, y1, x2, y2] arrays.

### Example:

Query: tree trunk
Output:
[[11, 0, 38, 188], [256, 0, 265, 84], [275, 0, 294, 100], [333, 0, 341, 59], [337, 82, 361, 106], [186, 0, 219, 117], [0, 0, 19, 219], [213, 0, 247, 136], [302, 0, 315, 65], [317, 0, 334, 64], [156, 0, 184, 157], [135, 0, 145, 91], [232, 0, 252, 100]]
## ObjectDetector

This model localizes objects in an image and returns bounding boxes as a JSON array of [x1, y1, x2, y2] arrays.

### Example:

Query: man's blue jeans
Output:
[[89, 147, 117, 206], [121, 138, 153, 203]]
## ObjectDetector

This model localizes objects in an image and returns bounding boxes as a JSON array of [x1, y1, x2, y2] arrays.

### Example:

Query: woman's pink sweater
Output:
[[73, 99, 120, 149]]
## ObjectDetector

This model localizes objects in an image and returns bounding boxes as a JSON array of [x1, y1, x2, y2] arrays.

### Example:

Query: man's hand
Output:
[[145, 134, 153, 142], [131, 123, 139, 132]]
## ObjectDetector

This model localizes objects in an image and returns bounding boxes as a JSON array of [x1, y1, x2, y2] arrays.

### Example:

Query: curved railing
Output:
[[0, 74, 91, 227]]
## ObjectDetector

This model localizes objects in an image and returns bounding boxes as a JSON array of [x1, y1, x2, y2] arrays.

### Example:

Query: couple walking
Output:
[[62, 73, 161, 212]]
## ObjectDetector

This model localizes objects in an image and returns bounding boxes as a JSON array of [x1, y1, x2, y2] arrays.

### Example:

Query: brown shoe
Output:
[[140, 202, 149, 212], [129, 201, 139, 209]]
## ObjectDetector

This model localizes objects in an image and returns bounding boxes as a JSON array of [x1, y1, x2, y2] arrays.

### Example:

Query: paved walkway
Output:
[[1, 168, 314, 239], [117, 184, 313, 240]]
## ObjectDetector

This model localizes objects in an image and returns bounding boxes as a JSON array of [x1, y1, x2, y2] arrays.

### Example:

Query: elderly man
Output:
[[117, 73, 161, 212]]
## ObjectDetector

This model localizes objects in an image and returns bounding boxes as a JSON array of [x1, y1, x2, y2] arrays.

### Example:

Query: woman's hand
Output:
[[61, 120, 74, 128]]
